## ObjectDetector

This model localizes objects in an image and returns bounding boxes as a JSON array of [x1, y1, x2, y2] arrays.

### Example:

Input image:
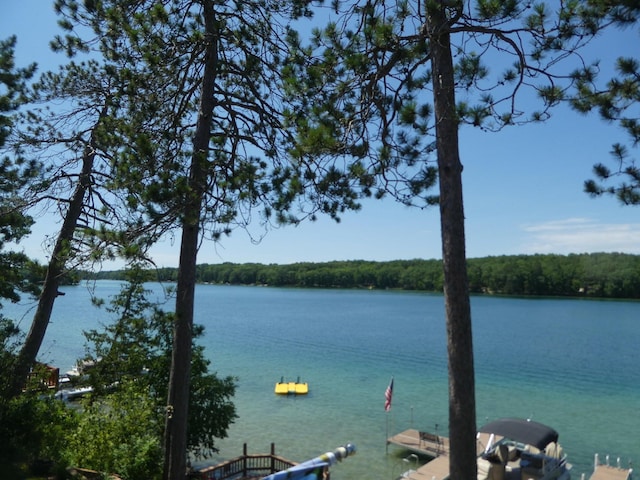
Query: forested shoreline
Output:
[[88, 252, 640, 300]]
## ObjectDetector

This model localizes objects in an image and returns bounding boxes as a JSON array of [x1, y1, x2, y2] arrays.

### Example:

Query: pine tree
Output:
[[0, 36, 39, 312], [281, 2, 639, 477], [51, 1, 359, 477]]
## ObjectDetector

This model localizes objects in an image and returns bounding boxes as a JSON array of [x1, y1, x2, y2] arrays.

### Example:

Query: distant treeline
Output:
[[86, 252, 640, 300]]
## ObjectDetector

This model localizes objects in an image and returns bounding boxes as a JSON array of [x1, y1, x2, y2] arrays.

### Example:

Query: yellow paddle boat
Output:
[[274, 376, 308, 395]]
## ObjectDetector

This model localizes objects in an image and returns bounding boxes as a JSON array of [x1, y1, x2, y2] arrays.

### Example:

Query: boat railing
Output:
[[193, 444, 297, 480]]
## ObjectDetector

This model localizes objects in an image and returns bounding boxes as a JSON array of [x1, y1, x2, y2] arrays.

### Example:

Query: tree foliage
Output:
[[6, 55, 149, 398], [0, 37, 78, 478], [0, 36, 41, 305], [0, 388, 75, 477], [64, 381, 163, 480], [81, 267, 237, 463], [572, 31, 640, 204], [50, 0, 362, 245], [282, 0, 639, 199], [86, 252, 640, 299]]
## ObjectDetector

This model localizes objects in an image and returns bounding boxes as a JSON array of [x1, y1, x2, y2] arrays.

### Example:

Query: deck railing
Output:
[[193, 444, 297, 480]]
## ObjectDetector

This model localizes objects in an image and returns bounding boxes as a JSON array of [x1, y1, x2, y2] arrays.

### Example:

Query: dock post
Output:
[[243, 443, 248, 478], [271, 443, 276, 473]]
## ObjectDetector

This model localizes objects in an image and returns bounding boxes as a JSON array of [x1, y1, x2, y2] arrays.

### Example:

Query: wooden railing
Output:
[[193, 444, 297, 480]]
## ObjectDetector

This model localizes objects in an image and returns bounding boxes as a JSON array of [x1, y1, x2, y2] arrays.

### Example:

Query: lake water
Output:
[[5, 281, 640, 479]]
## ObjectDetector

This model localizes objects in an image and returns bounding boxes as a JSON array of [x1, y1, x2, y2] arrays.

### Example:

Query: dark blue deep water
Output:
[[7, 281, 639, 479]]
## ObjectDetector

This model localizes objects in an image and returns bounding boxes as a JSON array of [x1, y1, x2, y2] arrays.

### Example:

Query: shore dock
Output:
[[588, 455, 633, 480], [589, 466, 633, 480], [386, 429, 448, 457], [386, 428, 493, 457], [386, 428, 450, 480], [386, 429, 633, 480], [386, 429, 494, 480]]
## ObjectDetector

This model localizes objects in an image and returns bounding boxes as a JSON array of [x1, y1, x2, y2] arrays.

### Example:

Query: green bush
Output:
[[0, 316, 77, 477], [0, 392, 76, 477], [62, 381, 163, 480]]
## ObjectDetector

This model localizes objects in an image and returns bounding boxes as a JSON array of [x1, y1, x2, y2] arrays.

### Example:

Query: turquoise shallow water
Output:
[[7, 281, 640, 479]]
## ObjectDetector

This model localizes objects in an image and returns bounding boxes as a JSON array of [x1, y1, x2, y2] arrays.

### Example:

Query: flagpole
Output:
[[385, 410, 389, 454]]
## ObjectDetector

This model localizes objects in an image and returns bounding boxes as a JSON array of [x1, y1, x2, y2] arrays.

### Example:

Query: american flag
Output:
[[384, 377, 394, 412]]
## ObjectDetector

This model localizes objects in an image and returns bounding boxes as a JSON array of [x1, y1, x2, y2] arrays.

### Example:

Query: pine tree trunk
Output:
[[162, 3, 218, 479], [428, 4, 477, 480], [9, 122, 100, 398], [163, 221, 198, 480]]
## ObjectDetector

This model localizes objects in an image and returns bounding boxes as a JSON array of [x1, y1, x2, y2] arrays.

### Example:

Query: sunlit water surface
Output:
[[6, 281, 639, 479]]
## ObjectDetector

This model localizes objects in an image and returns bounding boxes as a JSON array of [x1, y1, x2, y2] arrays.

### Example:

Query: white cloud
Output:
[[520, 218, 640, 255]]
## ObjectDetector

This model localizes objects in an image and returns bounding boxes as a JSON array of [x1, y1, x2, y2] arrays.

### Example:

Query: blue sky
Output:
[[3, 1, 640, 268]]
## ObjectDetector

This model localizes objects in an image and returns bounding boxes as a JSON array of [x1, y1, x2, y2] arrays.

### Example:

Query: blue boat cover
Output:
[[478, 418, 559, 450]]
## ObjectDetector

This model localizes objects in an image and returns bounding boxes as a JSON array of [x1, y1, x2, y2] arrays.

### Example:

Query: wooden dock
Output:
[[387, 429, 496, 480], [387, 429, 495, 457], [387, 429, 449, 458], [588, 455, 633, 480], [405, 455, 451, 480], [389, 430, 634, 480]]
